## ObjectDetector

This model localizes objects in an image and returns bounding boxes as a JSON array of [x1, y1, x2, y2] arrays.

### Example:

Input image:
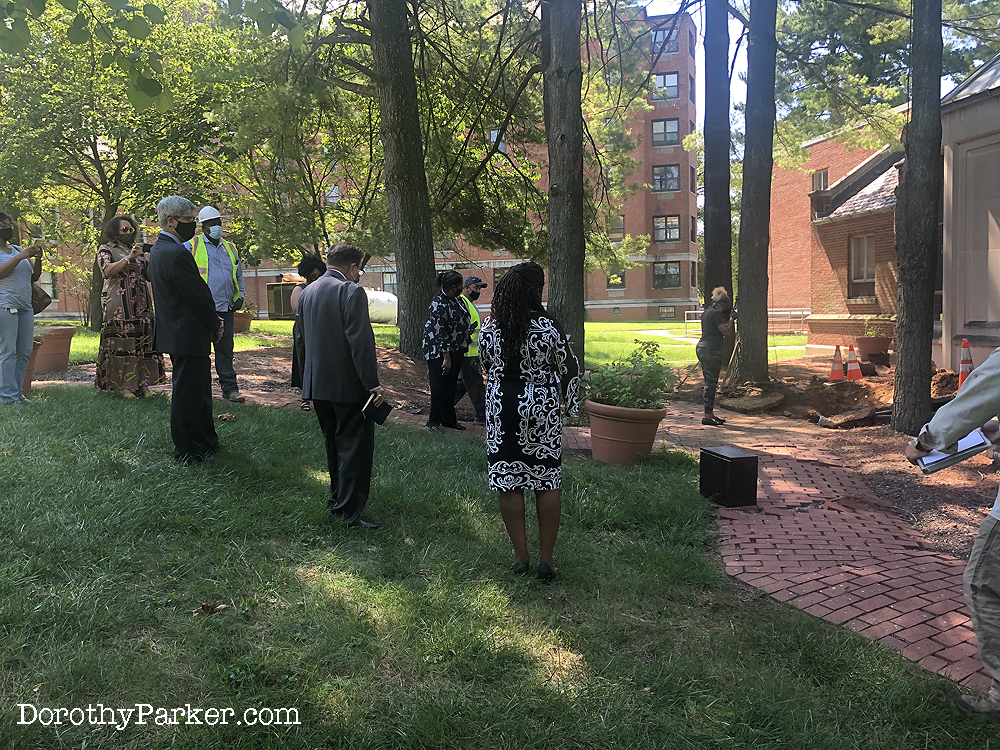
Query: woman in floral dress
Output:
[[478, 262, 580, 581], [94, 215, 164, 397]]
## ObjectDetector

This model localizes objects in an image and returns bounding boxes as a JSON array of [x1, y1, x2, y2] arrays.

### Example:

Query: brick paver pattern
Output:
[[36, 379, 991, 692]]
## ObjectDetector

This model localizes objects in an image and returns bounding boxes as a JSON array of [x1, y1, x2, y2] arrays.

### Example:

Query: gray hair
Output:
[[156, 196, 196, 226]]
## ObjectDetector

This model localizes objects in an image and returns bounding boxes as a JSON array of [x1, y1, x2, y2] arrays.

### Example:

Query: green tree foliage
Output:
[[775, 0, 1000, 149]]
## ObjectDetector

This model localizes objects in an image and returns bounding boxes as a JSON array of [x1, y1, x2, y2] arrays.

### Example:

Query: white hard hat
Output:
[[198, 206, 222, 223]]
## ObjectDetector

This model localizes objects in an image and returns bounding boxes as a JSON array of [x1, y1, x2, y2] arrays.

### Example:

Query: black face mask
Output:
[[174, 220, 197, 242], [0, 227, 13, 242], [468, 290, 481, 301]]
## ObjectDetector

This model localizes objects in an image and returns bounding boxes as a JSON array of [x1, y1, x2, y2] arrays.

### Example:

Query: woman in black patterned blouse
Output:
[[421, 270, 471, 430]]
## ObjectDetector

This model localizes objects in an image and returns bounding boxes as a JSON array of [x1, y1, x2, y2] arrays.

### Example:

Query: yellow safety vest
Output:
[[190, 235, 240, 301], [462, 294, 482, 357]]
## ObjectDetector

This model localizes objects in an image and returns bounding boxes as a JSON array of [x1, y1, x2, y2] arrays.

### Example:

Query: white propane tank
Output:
[[366, 288, 398, 325]]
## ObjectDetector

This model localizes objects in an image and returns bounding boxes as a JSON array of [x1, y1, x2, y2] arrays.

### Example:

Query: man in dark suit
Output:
[[296, 242, 384, 529], [148, 196, 224, 462]]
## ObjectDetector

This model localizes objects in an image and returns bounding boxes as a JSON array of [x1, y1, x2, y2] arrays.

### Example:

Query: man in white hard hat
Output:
[[188, 206, 246, 402]]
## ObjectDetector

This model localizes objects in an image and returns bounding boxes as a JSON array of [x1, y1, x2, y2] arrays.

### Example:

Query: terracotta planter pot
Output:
[[855, 336, 894, 362], [585, 399, 668, 465], [22, 337, 43, 395], [33, 326, 76, 373], [233, 311, 253, 333]]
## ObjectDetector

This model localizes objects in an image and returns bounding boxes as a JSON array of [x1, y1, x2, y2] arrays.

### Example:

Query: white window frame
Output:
[[850, 235, 876, 298], [812, 169, 829, 191]]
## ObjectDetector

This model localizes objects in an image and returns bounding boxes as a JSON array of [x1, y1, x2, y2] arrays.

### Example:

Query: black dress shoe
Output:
[[537, 561, 557, 582], [511, 560, 530, 575], [447, 423, 466, 431], [346, 519, 380, 530]]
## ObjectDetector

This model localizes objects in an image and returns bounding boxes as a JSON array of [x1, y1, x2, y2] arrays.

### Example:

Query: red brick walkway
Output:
[[34, 380, 992, 692], [657, 401, 992, 694]]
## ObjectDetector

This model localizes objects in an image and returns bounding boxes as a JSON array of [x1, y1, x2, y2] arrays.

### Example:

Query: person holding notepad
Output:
[[904, 347, 1000, 715], [296, 242, 384, 530]]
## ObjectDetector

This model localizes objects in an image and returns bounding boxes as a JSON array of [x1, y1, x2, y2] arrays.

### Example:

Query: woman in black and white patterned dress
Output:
[[478, 262, 580, 581]]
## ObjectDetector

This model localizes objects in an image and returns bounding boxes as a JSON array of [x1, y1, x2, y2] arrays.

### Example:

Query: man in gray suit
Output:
[[296, 242, 384, 529]]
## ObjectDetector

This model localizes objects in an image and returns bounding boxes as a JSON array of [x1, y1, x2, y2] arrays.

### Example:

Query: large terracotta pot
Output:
[[21, 337, 43, 395], [855, 336, 894, 362], [33, 326, 76, 373], [585, 399, 668, 465], [233, 311, 253, 333]]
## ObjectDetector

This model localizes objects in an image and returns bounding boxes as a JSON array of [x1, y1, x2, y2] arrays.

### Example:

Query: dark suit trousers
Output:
[[453, 355, 486, 421], [427, 351, 464, 427], [170, 354, 219, 461], [313, 400, 374, 524]]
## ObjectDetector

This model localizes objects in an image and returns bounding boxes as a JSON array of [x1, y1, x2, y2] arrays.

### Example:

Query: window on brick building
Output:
[[652, 215, 680, 242], [689, 120, 695, 138], [690, 261, 697, 288], [651, 28, 678, 55], [690, 165, 697, 193], [604, 117, 623, 144], [850, 235, 876, 298], [690, 215, 697, 242], [812, 169, 829, 191], [382, 271, 397, 295], [608, 215, 625, 243], [652, 72, 679, 100], [38, 270, 58, 301], [489, 129, 507, 154], [607, 270, 625, 289], [653, 261, 681, 289], [659, 305, 676, 319], [652, 119, 679, 146], [652, 164, 680, 192], [689, 75, 695, 103], [689, 30, 695, 56]]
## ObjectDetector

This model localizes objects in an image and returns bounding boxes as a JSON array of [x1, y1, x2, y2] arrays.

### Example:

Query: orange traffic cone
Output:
[[829, 346, 844, 381], [846, 345, 863, 381], [959, 339, 974, 388]]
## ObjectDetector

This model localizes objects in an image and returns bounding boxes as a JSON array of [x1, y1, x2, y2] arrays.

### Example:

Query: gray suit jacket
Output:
[[296, 269, 380, 402]]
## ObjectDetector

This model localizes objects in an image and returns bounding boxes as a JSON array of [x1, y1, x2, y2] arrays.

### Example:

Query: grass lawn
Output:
[[47, 319, 799, 370], [0, 387, 991, 748], [46, 320, 401, 365]]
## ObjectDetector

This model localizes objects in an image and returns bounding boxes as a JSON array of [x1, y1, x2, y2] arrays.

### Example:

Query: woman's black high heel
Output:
[[511, 560, 530, 575], [537, 561, 556, 582]]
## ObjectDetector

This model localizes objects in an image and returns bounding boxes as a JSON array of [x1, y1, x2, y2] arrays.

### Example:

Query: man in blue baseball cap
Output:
[[454, 275, 487, 424]]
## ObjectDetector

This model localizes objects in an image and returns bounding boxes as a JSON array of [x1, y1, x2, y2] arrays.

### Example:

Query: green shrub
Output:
[[584, 340, 676, 409]]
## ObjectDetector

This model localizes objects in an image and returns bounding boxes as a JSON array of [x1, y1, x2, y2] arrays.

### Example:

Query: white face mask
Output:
[[208, 225, 223, 240]]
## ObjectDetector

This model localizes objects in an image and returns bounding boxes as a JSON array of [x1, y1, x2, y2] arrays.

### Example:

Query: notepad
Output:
[[362, 392, 393, 425], [916, 428, 993, 474]]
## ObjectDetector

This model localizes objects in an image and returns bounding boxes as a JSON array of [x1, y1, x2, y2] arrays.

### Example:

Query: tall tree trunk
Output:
[[541, 0, 585, 362], [702, 0, 732, 301], [728, 0, 778, 385], [368, 0, 436, 358], [891, 0, 942, 435]]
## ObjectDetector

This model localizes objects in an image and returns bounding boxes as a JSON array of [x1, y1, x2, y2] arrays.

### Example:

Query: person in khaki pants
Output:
[[905, 347, 1000, 715]]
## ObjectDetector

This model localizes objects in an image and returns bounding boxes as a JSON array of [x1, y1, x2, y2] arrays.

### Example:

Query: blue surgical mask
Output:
[[208, 225, 223, 240]]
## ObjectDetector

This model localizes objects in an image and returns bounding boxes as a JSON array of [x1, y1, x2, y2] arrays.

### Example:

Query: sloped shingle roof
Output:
[[827, 165, 899, 218]]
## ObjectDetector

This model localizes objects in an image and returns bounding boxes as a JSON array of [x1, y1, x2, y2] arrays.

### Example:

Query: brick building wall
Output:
[[769, 139, 879, 311], [806, 210, 897, 346]]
